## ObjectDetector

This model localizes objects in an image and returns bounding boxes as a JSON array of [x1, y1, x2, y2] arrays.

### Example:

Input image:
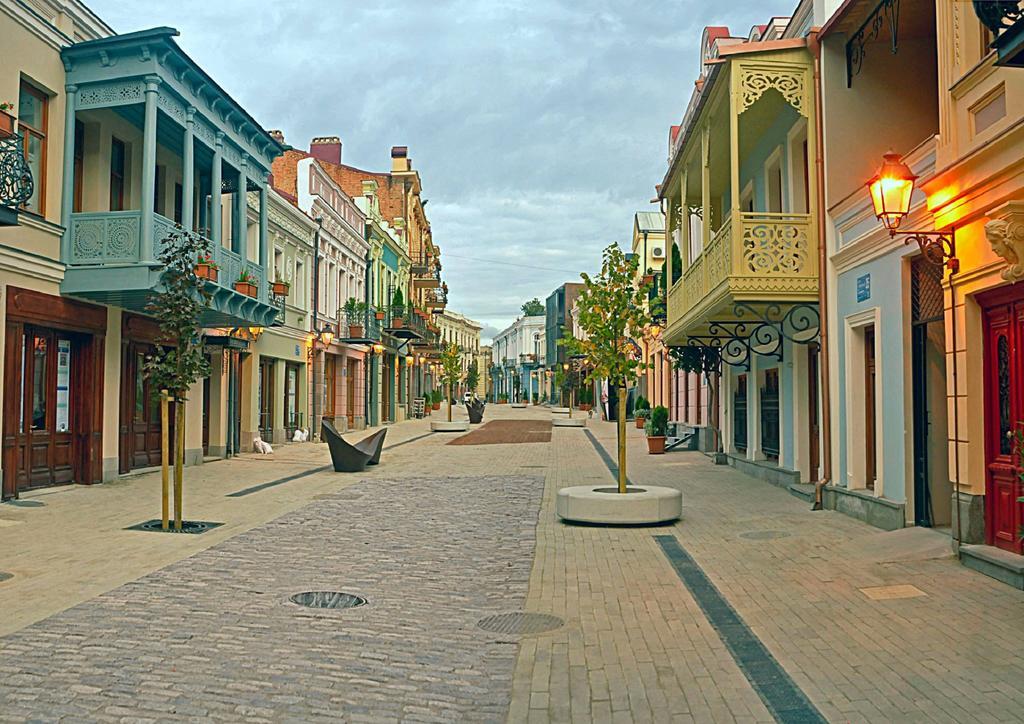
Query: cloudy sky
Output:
[[90, 0, 775, 342]]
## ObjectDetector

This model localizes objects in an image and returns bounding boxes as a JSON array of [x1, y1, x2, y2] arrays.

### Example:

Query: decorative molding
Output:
[[738, 67, 806, 116], [76, 80, 143, 109], [985, 200, 1024, 283]]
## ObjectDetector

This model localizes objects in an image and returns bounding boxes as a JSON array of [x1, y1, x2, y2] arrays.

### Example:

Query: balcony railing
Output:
[[382, 306, 428, 340], [0, 132, 34, 226], [670, 211, 817, 334], [67, 211, 267, 302], [423, 287, 447, 307], [338, 307, 383, 342]]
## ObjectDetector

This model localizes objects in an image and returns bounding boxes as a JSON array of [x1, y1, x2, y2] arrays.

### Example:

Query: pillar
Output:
[[258, 181, 269, 287], [59, 83, 78, 261], [182, 106, 195, 232], [140, 75, 161, 263], [211, 133, 223, 246], [235, 154, 248, 257]]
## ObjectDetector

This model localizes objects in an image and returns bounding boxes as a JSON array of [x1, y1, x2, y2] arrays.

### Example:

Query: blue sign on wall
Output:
[[856, 274, 871, 303]]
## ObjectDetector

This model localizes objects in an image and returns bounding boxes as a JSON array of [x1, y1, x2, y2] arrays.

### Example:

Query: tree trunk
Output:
[[447, 383, 452, 422], [174, 401, 185, 530], [161, 390, 170, 530], [617, 384, 627, 494]]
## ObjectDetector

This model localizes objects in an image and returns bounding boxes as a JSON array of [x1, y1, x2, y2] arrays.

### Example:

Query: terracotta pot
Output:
[[195, 264, 218, 282], [635, 417, 646, 429], [647, 436, 666, 455], [392, 317, 404, 328], [432, 402, 441, 410], [270, 281, 289, 297], [349, 324, 364, 338], [234, 281, 257, 297], [375, 311, 386, 320], [0, 110, 14, 138]]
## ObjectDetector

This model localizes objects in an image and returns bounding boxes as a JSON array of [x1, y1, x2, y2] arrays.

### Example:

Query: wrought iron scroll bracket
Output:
[[846, 0, 901, 87]]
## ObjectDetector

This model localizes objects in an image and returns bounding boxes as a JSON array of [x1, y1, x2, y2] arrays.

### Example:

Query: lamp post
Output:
[[864, 151, 962, 545], [308, 321, 334, 440]]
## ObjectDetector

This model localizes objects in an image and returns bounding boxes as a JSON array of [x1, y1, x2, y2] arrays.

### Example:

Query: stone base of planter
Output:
[[430, 421, 469, 432], [552, 417, 585, 427], [550, 406, 571, 414], [556, 485, 681, 525], [510, 403, 528, 408]]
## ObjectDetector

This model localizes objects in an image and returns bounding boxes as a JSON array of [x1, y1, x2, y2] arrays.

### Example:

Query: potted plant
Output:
[[634, 395, 650, 429], [343, 297, 364, 337], [645, 405, 669, 454], [270, 275, 290, 297], [431, 389, 442, 410], [375, 308, 386, 321], [234, 270, 258, 297], [0, 102, 14, 138], [391, 288, 405, 328], [194, 253, 219, 282]]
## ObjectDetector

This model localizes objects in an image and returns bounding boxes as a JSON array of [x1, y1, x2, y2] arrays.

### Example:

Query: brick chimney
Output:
[[268, 129, 285, 144], [391, 145, 411, 172], [310, 136, 342, 165]]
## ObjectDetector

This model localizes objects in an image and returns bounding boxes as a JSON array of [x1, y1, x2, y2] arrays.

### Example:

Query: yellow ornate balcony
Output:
[[667, 211, 818, 341]]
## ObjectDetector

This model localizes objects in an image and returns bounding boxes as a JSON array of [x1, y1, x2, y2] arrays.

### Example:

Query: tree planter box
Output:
[[348, 324, 364, 338], [647, 436, 666, 454], [556, 485, 682, 525], [234, 281, 257, 297], [270, 281, 289, 297], [195, 264, 218, 282], [0, 110, 14, 138]]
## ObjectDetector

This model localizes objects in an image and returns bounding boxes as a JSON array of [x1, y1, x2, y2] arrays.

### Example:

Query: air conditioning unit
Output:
[[651, 246, 665, 259]]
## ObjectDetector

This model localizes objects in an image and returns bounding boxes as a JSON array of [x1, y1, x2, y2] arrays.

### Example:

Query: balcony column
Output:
[[679, 169, 689, 275], [700, 125, 711, 249], [259, 180, 269, 300], [182, 106, 195, 232], [236, 154, 249, 257], [59, 83, 78, 261], [140, 75, 162, 264], [211, 132, 223, 246], [728, 70, 741, 218]]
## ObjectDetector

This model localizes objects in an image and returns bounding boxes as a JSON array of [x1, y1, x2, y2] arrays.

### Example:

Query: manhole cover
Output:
[[0, 572, 12, 583], [477, 612, 564, 635], [126, 519, 224, 534], [6, 500, 44, 508], [739, 530, 791, 540], [289, 591, 367, 609]]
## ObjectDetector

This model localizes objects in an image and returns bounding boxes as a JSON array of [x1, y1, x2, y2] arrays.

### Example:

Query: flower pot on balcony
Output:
[[635, 417, 645, 429], [375, 311, 386, 321], [392, 317, 404, 328], [348, 324, 364, 338], [0, 110, 15, 138], [234, 281, 257, 297], [195, 264, 218, 282], [270, 280, 290, 297], [646, 436, 666, 455]]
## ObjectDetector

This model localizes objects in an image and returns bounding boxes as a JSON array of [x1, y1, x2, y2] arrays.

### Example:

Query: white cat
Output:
[[253, 437, 273, 455]]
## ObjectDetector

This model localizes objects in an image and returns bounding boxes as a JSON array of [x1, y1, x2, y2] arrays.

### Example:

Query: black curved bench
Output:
[[466, 399, 485, 424], [321, 420, 388, 472]]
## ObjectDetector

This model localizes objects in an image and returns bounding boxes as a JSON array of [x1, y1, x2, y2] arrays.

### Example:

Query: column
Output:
[[701, 125, 711, 250], [60, 84, 78, 262], [678, 168, 689, 275], [140, 75, 161, 263], [235, 154, 248, 257], [182, 106, 195, 232], [211, 132, 223, 246], [258, 181, 268, 302]]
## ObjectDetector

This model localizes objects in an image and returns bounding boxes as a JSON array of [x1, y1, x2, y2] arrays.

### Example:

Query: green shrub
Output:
[[648, 405, 669, 437]]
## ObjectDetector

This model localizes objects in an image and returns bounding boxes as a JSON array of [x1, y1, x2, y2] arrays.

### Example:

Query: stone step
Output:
[[788, 483, 815, 503], [960, 544, 1024, 589]]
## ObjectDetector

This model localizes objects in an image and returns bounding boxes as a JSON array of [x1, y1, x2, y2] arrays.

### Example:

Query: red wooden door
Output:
[[984, 301, 1024, 553]]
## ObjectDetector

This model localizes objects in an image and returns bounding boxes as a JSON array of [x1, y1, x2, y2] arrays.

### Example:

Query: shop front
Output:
[[2, 287, 106, 499]]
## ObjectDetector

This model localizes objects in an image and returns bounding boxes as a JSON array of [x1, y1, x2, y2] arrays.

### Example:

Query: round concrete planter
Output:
[[430, 421, 469, 432], [552, 417, 585, 428], [550, 406, 571, 414], [556, 485, 682, 525], [510, 402, 528, 408]]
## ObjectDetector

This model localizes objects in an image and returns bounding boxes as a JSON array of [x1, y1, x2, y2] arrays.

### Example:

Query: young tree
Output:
[[465, 359, 480, 396], [521, 298, 545, 316], [439, 341, 463, 422], [564, 244, 651, 493], [143, 226, 213, 530]]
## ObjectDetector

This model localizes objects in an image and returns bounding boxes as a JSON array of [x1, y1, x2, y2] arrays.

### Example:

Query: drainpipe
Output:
[[312, 216, 323, 440], [364, 234, 372, 429], [808, 30, 834, 510]]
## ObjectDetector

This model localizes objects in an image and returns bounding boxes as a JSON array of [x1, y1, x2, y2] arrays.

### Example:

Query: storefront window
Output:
[[55, 339, 71, 433], [31, 336, 48, 430]]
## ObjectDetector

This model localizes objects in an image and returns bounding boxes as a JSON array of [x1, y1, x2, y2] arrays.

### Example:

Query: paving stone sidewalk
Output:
[[0, 473, 544, 723]]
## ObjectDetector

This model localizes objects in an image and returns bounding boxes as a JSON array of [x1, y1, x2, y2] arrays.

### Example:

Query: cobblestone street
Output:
[[2, 406, 1024, 722]]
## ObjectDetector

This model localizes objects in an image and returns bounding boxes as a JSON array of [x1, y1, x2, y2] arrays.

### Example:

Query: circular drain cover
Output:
[[136, 519, 213, 533], [0, 572, 12, 583], [739, 530, 791, 540], [289, 591, 366, 609], [477, 612, 564, 635]]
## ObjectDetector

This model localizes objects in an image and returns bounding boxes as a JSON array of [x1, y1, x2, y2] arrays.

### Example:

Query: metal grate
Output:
[[911, 257, 944, 323], [477, 612, 564, 635], [126, 519, 224, 535], [739, 530, 791, 540], [289, 591, 367, 609]]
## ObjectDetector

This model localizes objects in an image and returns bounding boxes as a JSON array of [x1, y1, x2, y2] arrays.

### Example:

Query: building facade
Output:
[[544, 282, 583, 401], [437, 310, 481, 398], [491, 314, 545, 403]]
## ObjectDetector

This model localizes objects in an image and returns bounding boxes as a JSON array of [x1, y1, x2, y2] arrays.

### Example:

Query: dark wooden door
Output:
[[346, 359, 357, 428], [258, 358, 274, 441], [807, 343, 820, 482], [121, 341, 173, 471], [984, 301, 1024, 553], [734, 374, 748, 453], [865, 325, 877, 491], [202, 374, 210, 456]]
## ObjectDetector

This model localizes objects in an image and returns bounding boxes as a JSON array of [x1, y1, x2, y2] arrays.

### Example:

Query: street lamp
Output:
[[866, 152, 959, 272], [319, 323, 334, 348]]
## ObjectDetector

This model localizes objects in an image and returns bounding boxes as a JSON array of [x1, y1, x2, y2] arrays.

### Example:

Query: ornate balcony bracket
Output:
[[0, 132, 34, 215], [677, 302, 820, 371], [846, 0, 900, 87], [974, 1, 1024, 67]]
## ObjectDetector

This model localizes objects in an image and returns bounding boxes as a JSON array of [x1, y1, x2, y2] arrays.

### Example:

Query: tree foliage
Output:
[[465, 359, 479, 393], [143, 227, 213, 399], [521, 298, 545, 317], [439, 341, 463, 388], [562, 244, 651, 387]]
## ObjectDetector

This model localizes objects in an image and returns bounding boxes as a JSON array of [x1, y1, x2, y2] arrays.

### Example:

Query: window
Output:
[[971, 85, 1006, 137], [110, 138, 126, 211], [154, 165, 165, 216], [18, 81, 48, 215], [864, 324, 877, 490], [173, 183, 183, 224]]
